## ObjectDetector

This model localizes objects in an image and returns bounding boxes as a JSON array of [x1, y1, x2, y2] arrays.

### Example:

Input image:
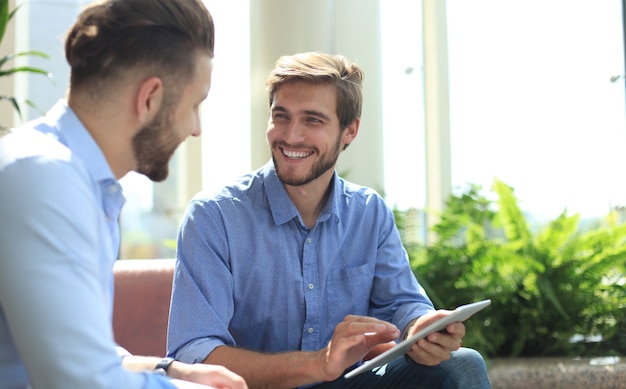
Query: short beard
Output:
[[273, 134, 342, 187], [132, 103, 178, 182]]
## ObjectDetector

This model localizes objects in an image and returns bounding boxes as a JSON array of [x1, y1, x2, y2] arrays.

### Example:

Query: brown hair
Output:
[[265, 52, 364, 129], [65, 0, 214, 94]]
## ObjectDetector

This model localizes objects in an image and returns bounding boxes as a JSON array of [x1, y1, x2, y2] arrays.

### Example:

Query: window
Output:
[[380, 0, 426, 212], [446, 0, 626, 221], [119, 0, 251, 258], [19, 1, 619, 257]]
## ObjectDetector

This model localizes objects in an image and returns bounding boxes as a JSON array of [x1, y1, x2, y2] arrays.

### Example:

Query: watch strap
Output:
[[154, 357, 176, 376]]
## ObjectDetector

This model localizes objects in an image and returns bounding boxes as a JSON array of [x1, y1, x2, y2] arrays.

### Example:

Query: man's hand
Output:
[[318, 315, 400, 381], [404, 310, 465, 366], [168, 361, 248, 389]]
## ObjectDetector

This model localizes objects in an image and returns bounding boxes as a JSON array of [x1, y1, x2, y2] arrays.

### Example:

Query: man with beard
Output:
[[167, 52, 491, 389], [0, 0, 248, 388]]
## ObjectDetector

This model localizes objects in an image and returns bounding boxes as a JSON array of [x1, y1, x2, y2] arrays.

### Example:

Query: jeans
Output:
[[309, 347, 491, 389]]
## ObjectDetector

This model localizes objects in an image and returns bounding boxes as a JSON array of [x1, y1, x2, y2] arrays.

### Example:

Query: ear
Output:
[[135, 76, 164, 124], [342, 118, 360, 146]]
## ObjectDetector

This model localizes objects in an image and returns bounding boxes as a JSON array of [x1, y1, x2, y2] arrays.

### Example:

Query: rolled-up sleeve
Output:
[[168, 199, 236, 363]]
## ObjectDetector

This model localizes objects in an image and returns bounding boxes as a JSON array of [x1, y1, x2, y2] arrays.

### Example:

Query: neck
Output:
[[68, 91, 137, 180], [284, 170, 334, 228]]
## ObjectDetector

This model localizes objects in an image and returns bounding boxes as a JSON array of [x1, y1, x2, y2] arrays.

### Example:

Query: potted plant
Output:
[[400, 179, 626, 358], [0, 0, 51, 131]]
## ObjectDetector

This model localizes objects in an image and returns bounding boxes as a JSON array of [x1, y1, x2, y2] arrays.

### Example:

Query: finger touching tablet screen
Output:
[[344, 299, 491, 379]]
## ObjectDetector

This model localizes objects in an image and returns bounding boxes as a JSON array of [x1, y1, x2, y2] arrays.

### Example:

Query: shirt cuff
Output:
[[116, 346, 132, 358]]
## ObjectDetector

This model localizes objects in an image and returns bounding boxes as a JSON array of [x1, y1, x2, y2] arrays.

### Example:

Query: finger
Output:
[[426, 331, 463, 351], [445, 322, 466, 337], [340, 318, 399, 339], [419, 338, 452, 358], [405, 342, 442, 366], [343, 315, 398, 329]]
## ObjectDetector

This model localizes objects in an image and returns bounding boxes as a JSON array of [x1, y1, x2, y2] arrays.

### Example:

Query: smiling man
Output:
[[167, 52, 491, 389]]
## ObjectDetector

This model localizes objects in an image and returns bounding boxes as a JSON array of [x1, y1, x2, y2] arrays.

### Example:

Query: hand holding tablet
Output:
[[344, 299, 491, 379]]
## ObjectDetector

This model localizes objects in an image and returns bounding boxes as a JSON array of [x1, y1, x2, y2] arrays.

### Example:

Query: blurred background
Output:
[[1, 0, 625, 259]]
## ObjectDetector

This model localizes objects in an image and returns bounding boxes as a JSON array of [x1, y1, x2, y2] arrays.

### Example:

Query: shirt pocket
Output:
[[326, 263, 374, 324]]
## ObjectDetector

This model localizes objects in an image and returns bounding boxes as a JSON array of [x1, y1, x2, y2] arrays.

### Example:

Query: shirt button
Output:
[[308, 283, 314, 290], [306, 237, 312, 243], [109, 185, 119, 193], [308, 327, 314, 334]]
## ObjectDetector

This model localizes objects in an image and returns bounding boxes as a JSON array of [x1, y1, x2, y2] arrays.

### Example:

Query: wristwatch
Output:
[[154, 357, 176, 376]]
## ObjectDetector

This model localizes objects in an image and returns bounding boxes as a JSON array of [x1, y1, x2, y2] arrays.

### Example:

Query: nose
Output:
[[284, 120, 304, 143], [191, 117, 202, 137]]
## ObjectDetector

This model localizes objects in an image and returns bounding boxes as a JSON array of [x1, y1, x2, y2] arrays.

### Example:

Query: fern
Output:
[[408, 178, 626, 357]]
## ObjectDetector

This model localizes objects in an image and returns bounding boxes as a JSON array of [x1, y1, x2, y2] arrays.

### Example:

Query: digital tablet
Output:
[[344, 299, 491, 379]]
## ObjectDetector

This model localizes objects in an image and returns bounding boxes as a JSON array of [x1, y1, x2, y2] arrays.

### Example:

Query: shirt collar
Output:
[[263, 160, 341, 226], [45, 100, 125, 222], [45, 99, 117, 185]]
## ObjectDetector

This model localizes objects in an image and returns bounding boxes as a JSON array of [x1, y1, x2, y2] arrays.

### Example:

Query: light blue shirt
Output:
[[168, 162, 434, 372], [0, 100, 176, 388]]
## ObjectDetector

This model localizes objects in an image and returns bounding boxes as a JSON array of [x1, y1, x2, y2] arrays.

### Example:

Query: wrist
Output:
[[401, 318, 419, 341], [154, 357, 176, 376], [312, 348, 340, 382]]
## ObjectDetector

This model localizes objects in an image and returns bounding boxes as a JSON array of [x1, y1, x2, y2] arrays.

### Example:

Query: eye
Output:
[[272, 112, 289, 121], [305, 117, 323, 125]]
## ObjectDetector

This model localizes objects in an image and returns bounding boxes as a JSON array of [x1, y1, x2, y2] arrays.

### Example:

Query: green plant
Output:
[[0, 0, 51, 129], [405, 179, 626, 358]]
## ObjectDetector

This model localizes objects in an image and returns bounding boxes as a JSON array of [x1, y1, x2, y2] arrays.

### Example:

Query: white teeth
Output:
[[283, 150, 311, 159]]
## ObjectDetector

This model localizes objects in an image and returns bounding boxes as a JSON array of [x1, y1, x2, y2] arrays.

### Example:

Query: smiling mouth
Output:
[[282, 148, 313, 159]]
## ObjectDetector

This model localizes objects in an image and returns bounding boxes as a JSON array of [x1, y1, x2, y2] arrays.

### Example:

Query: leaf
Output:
[[0, 2, 52, 129], [582, 247, 626, 283], [492, 178, 532, 244], [536, 274, 570, 320], [0, 0, 9, 44], [1, 50, 51, 69], [0, 95, 44, 119], [7, 3, 18, 21], [0, 0, 19, 46], [0, 95, 23, 118], [536, 211, 580, 264], [0, 66, 53, 79]]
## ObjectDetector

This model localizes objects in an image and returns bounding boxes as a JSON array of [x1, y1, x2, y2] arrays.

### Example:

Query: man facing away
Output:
[[0, 0, 247, 388], [167, 52, 491, 388]]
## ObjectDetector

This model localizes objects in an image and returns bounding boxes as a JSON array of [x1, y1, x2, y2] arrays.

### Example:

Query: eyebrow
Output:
[[271, 105, 333, 122]]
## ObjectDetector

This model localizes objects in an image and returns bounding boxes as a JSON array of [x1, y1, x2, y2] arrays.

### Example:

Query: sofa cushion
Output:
[[112, 259, 175, 357]]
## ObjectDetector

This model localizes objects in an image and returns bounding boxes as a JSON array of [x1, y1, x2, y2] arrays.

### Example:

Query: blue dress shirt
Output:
[[168, 162, 434, 371], [0, 100, 177, 388]]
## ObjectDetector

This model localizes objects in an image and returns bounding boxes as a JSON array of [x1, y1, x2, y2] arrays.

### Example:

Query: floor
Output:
[[487, 356, 626, 389]]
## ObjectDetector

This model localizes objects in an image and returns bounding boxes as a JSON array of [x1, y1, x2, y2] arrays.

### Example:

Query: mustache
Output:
[[273, 141, 317, 152]]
